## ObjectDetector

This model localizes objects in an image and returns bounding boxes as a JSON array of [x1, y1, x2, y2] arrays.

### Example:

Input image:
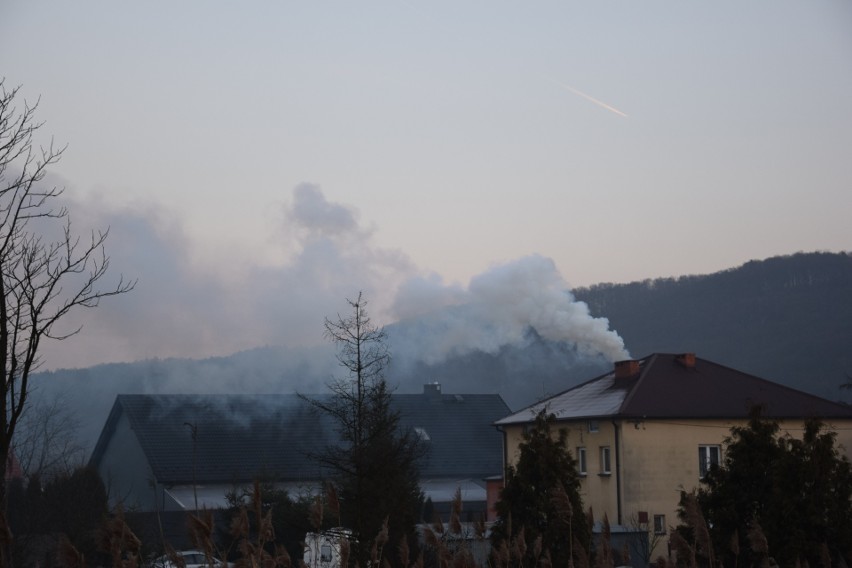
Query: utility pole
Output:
[[184, 422, 199, 512]]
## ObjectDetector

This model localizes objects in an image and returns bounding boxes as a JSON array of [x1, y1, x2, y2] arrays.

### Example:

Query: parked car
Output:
[[151, 550, 233, 568]]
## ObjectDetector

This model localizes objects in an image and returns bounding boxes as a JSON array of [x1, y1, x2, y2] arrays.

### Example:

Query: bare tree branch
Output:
[[0, 79, 135, 558]]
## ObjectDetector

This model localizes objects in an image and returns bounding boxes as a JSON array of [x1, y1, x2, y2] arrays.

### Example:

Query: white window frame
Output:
[[599, 446, 611, 475], [577, 447, 587, 475], [653, 514, 666, 535], [698, 445, 721, 478]]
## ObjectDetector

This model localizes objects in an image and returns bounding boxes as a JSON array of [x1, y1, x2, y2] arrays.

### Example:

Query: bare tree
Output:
[[11, 390, 85, 482], [0, 79, 134, 555]]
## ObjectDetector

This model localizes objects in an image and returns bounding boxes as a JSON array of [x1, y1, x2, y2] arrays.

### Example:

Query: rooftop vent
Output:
[[423, 382, 441, 400], [676, 353, 696, 369], [614, 359, 640, 379]]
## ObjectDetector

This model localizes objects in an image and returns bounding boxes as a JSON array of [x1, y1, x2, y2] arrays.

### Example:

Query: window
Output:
[[320, 544, 333, 563], [577, 447, 587, 475], [699, 445, 721, 478], [599, 446, 611, 474], [588, 420, 599, 433], [653, 514, 666, 535]]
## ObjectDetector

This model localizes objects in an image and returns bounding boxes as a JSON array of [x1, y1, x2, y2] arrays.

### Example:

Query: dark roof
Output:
[[496, 353, 852, 425], [90, 390, 510, 485]]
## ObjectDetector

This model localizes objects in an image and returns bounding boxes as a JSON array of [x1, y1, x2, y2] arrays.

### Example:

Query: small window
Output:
[[653, 514, 666, 535], [577, 447, 587, 475], [599, 446, 611, 474], [320, 544, 333, 563], [698, 445, 721, 478], [588, 420, 599, 433]]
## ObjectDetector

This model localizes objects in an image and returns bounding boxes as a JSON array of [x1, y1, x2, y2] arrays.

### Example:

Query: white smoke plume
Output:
[[39, 181, 628, 376], [389, 255, 629, 366]]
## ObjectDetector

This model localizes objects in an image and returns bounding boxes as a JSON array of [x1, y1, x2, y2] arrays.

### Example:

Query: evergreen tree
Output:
[[692, 407, 852, 567], [492, 410, 590, 567], [303, 292, 423, 568]]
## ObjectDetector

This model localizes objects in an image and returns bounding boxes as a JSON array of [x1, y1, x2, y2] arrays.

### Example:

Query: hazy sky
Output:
[[2, 1, 851, 370]]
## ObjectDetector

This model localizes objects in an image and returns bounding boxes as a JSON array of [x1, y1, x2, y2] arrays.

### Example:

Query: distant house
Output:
[[494, 353, 852, 559], [89, 383, 509, 521]]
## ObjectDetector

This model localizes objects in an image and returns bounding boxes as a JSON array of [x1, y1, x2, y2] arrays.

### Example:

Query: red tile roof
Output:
[[496, 353, 852, 425]]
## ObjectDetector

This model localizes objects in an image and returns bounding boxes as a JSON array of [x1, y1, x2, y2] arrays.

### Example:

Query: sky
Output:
[[1, 1, 851, 371]]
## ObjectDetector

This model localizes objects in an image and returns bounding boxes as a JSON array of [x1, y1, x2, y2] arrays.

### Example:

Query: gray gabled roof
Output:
[[90, 389, 510, 485], [495, 353, 852, 426]]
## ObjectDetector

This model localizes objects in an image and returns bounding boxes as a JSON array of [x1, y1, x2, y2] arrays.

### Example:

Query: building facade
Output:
[[494, 353, 852, 558]]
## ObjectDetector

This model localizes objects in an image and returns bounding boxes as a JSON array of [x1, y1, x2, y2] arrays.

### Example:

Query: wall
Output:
[[502, 415, 852, 562], [95, 411, 159, 511]]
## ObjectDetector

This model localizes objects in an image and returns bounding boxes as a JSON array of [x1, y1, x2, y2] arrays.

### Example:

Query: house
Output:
[[493, 353, 852, 558], [89, 383, 509, 522]]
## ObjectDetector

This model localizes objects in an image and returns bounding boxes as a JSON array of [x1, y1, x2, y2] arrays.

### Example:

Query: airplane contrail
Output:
[[545, 77, 628, 118]]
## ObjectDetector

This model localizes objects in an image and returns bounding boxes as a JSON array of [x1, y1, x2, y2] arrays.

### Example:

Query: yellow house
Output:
[[494, 353, 852, 557]]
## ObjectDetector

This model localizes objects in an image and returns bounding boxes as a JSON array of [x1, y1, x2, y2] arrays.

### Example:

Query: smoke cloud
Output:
[[40, 181, 627, 375], [389, 255, 629, 367]]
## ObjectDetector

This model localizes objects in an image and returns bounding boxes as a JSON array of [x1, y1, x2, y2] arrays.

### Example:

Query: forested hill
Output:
[[572, 252, 852, 401]]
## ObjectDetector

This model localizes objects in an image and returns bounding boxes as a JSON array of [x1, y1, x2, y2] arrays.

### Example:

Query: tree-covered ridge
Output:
[[573, 252, 852, 400]]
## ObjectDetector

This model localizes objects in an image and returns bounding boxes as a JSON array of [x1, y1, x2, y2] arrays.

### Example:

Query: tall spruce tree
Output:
[[492, 410, 590, 567], [303, 292, 423, 568]]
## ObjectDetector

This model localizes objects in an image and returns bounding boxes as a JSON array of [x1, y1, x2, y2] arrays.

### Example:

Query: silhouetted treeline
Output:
[[573, 251, 852, 401]]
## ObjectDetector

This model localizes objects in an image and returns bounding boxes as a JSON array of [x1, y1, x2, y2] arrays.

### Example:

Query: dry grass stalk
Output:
[[451, 548, 474, 568], [533, 534, 542, 561], [58, 535, 86, 568], [339, 535, 351, 568], [594, 514, 614, 568], [370, 516, 389, 566], [230, 507, 251, 540], [820, 544, 832, 568], [573, 537, 590, 568], [188, 509, 217, 563], [682, 493, 714, 566], [433, 513, 445, 535], [450, 487, 463, 536], [474, 515, 486, 540], [99, 506, 142, 568], [423, 526, 439, 549], [668, 530, 696, 568], [325, 482, 340, 525], [513, 526, 527, 562], [398, 535, 410, 568], [309, 494, 324, 532], [620, 542, 631, 567], [730, 530, 740, 556], [747, 521, 768, 556]]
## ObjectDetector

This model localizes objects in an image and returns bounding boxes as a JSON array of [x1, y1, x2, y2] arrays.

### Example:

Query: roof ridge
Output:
[[617, 353, 658, 415]]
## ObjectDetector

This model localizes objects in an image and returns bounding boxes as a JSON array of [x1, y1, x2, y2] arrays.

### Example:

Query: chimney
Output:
[[614, 359, 640, 379], [423, 382, 441, 400], [676, 353, 696, 369]]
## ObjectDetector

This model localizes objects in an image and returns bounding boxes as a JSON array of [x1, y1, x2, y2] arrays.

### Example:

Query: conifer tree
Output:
[[303, 292, 423, 568], [492, 410, 590, 567]]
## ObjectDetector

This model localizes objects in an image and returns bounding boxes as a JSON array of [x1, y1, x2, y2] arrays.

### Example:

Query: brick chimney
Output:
[[676, 353, 696, 369], [614, 359, 640, 379]]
